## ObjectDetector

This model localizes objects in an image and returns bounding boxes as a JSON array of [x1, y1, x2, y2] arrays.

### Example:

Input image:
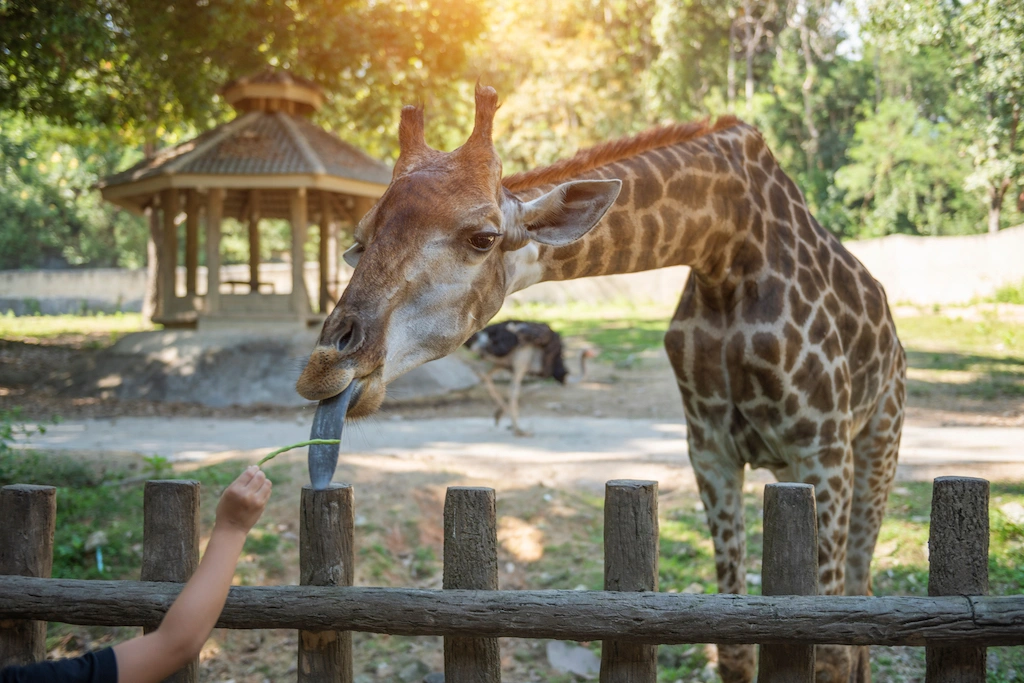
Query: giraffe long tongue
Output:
[[308, 381, 357, 490]]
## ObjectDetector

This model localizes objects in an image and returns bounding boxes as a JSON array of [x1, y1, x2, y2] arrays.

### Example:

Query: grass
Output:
[[0, 448, 291, 583], [989, 279, 1024, 305], [0, 311, 153, 345], [895, 311, 1024, 400], [519, 480, 1024, 681], [496, 299, 673, 366], [495, 300, 1024, 402], [1, 407, 292, 584], [866, 482, 1024, 680]]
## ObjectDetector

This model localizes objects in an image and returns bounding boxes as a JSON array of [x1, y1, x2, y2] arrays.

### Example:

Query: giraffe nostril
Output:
[[334, 315, 364, 356]]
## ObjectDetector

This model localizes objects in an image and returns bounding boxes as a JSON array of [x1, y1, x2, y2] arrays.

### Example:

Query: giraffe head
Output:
[[296, 85, 620, 417]]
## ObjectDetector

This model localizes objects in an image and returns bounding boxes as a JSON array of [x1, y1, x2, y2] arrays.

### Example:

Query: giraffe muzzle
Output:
[[307, 380, 361, 489]]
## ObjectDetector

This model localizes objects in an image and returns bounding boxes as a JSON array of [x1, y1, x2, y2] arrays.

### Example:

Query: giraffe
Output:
[[296, 86, 905, 683]]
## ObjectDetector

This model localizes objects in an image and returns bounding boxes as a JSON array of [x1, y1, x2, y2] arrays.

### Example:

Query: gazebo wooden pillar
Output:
[[290, 188, 310, 319], [319, 191, 338, 314], [247, 190, 262, 294], [159, 189, 179, 320], [185, 190, 200, 297], [205, 189, 225, 316]]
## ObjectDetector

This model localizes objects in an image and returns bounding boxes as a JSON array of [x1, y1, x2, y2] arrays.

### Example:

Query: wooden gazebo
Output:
[[99, 70, 392, 329]]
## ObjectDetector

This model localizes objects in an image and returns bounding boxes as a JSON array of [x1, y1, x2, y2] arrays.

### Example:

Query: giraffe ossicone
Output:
[[297, 85, 905, 683]]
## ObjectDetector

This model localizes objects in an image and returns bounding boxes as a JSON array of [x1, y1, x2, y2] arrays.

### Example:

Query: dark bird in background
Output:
[[464, 320, 596, 436]]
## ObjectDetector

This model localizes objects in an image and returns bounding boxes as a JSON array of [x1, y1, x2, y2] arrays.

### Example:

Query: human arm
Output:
[[112, 466, 271, 683]]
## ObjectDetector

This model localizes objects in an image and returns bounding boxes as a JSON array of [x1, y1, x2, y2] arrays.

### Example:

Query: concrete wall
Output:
[[0, 267, 146, 315], [844, 225, 1024, 305], [505, 224, 1024, 307], [508, 265, 691, 307], [0, 262, 356, 315], [3, 225, 1023, 315]]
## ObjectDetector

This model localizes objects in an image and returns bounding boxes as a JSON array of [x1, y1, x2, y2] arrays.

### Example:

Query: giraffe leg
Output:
[[508, 348, 533, 437], [793, 446, 856, 683], [844, 373, 905, 683], [691, 452, 755, 683]]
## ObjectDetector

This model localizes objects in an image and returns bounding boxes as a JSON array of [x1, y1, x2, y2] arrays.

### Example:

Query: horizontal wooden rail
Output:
[[1, 576, 1022, 647]]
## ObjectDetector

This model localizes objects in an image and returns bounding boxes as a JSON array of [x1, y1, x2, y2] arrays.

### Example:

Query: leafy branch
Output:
[[257, 440, 340, 466]]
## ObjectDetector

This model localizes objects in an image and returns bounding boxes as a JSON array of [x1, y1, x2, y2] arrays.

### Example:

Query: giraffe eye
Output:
[[468, 232, 499, 251], [342, 242, 364, 267]]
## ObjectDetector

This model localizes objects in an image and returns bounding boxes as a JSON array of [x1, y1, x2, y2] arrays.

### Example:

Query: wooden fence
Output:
[[1, 476, 1021, 682]]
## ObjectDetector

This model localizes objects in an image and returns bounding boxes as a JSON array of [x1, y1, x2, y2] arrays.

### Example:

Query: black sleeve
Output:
[[0, 648, 118, 683]]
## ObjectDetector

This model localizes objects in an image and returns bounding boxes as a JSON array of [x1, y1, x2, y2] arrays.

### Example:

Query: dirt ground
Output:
[[3, 333, 1022, 427], [4, 331, 1024, 682]]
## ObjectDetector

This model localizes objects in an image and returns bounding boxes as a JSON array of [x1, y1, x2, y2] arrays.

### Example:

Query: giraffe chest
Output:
[[665, 309, 853, 471]]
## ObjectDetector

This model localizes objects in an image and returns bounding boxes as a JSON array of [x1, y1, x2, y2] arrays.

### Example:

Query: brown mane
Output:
[[501, 115, 743, 192]]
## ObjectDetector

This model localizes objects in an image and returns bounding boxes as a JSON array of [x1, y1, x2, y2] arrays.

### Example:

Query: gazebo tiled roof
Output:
[[99, 69, 392, 215], [101, 113, 391, 191]]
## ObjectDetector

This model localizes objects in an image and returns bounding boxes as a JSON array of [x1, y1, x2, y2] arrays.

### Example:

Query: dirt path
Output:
[[19, 412, 1024, 488]]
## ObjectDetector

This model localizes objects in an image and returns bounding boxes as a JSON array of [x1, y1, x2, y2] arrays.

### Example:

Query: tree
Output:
[[1, 0, 485, 140], [865, 0, 1024, 232], [835, 98, 981, 237], [957, 0, 1023, 233], [0, 114, 147, 270]]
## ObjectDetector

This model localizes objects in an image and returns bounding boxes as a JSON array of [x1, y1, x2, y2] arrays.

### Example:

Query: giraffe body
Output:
[[298, 87, 905, 683]]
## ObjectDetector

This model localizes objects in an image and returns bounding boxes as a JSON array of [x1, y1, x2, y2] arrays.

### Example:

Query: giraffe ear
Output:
[[520, 179, 621, 246]]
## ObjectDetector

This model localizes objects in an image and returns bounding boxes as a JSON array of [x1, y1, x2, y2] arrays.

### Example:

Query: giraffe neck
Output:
[[507, 124, 781, 295]]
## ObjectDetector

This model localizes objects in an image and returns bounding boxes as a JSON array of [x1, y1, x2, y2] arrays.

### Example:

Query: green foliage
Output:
[[495, 300, 670, 366], [0, 0, 485, 138], [4, 0, 1024, 273], [835, 99, 982, 236], [0, 114, 147, 269], [0, 414, 289, 581], [470, 0, 1023, 238], [865, 0, 1024, 232], [0, 312, 151, 342], [990, 483, 1024, 593], [0, 0, 486, 270], [991, 280, 1024, 305], [243, 530, 280, 556], [0, 409, 63, 481], [141, 454, 173, 479]]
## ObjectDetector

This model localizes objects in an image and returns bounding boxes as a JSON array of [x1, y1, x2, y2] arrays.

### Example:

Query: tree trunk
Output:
[[727, 18, 737, 110], [988, 201, 1001, 234], [743, 0, 755, 107], [988, 181, 1009, 234], [798, 2, 820, 170], [141, 141, 160, 322], [873, 48, 882, 111]]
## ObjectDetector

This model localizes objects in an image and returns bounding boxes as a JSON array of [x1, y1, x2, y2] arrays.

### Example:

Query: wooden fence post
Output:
[[757, 483, 817, 683], [142, 480, 200, 683], [926, 477, 989, 683], [601, 480, 659, 683], [0, 485, 56, 667], [443, 487, 500, 683], [299, 483, 354, 683]]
